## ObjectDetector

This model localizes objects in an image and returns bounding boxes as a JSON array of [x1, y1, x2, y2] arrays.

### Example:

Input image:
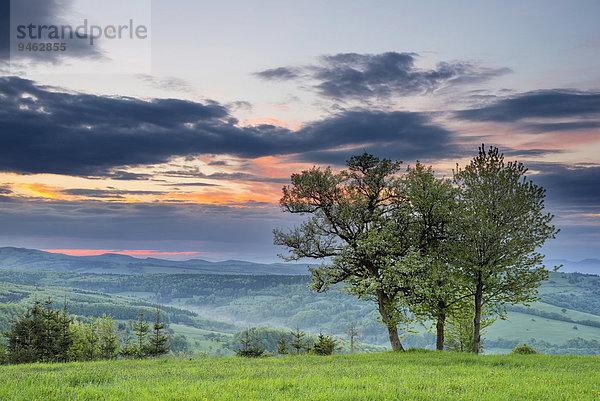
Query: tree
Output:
[[311, 332, 338, 355], [400, 163, 464, 351], [289, 326, 307, 354], [119, 324, 138, 359], [40, 298, 60, 361], [4, 301, 44, 363], [98, 314, 119, 359], [133, 311, 150, 358], [83, 318, 99, 361], [56, 302, 73, 362], [274, 154, 412, 350], [345, 321, 359, 354], [235, 328, 264, 358], [451, 145, 559, 353], [276, 333, 289, 355], [146, 308, 170, 357]]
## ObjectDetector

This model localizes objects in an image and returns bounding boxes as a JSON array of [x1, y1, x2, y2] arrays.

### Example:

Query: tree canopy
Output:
[[275, 146, 559, 353]]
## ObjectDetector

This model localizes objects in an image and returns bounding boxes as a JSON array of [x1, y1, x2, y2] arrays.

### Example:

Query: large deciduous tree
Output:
[[452, 145, 559, 354], [274, 153, 413, 350], [402, 163, 466, 351]]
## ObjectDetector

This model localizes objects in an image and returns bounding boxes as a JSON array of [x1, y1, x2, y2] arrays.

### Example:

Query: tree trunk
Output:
[[376, 290, 404, 351], [472, 283, 483, 354], [436, 312, 446, 351], [386, 324, 404, 351]]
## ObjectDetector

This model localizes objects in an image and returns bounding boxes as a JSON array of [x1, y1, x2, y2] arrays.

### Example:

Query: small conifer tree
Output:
[[289, 326, 307, 354], [133, 311, 150, 358], [147, 308, 170, 357]]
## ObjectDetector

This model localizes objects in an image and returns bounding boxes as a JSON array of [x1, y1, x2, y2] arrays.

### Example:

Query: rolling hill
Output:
[[0, 247, 312, 275], [0, 248, 599, 354]]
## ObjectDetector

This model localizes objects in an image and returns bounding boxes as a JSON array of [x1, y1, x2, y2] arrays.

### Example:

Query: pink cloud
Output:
[[39, 249, 202, 257]]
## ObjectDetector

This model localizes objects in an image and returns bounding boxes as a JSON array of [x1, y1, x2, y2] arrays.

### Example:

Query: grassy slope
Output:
[[488, 311, 600, 343], [0, 351, 599, 400]]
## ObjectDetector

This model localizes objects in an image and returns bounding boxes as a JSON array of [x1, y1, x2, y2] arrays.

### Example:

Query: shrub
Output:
[[512, 344, 537, 354], [311, 332, 338, 356]]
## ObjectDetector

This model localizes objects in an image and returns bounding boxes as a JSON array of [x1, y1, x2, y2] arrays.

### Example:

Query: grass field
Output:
[[488, 311, 600, 343], [0, 351, 598, 400]]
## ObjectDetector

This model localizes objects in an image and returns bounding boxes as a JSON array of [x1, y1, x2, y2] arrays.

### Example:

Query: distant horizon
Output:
[[0, 247, 598, 275]]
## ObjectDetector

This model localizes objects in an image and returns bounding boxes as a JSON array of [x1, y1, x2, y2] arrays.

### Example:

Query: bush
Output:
[[512, 344, 537, 354], [311, 332, 338, 356]]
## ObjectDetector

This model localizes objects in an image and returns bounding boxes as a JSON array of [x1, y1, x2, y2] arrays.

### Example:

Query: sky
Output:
[[0, 0, 599, 263]]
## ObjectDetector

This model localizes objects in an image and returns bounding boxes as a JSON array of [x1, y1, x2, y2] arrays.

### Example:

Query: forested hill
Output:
[[0, 247, 312, 275]]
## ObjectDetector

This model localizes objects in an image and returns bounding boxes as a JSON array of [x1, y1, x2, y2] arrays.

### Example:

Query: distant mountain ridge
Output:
[[0, 247, 313, 275], [546, 259, 600, 275], [0, 247, 596, 276]]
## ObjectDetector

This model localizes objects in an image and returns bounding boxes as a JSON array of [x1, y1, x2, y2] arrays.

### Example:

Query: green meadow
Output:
[[1, 351, 598, 401]]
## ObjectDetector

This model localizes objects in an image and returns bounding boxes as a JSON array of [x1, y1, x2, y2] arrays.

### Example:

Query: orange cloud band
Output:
[[39, 249, 201, 257]]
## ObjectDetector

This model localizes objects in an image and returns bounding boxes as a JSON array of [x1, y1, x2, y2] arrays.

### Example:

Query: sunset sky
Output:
[[0, 0, 599, 262]]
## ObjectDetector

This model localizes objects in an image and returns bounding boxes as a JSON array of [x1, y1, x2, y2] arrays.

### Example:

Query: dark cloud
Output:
[[162, 169, 290, 184], [99, 171, 153, 181], [254, 67, 300, 81], [0, 1, 8, 61], [0, 185, 12, 194], [502, 148, 563, 157], [255, 52, 510, 100], [523, 121, 600, 133], [226, 100, 253, 112], [0, 197, 290, 244], [63, 189, 168, 198], [0, 76, 460, 175], [163, 182, 220, 187], [6, 0, 103, 63], [289, 110, 461, 164], [526, 162, 600, 209], [456, 90, 600, 123]]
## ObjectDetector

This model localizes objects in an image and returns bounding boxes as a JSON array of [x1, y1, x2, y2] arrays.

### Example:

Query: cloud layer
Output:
[[0, 76, 459, 176], [256, 52, 510, 100], [457, 90, 600, 131]]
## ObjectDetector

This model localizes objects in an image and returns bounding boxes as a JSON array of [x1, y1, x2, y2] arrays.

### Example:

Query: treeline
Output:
[[0, 281, 237, 334], [0, 270, 309, 303], [541, 294, 600, 319], [0, 299, 170, 365], [233, 327, 338, 357], [488, 337, 600, 356], [507, 305, 600, 329]]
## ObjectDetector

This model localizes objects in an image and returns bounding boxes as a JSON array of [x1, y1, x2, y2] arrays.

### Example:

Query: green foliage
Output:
[[133, 312, 150, 358], [275, 153, 424, 350], [98, 315, 119, 359], [451, 145, 559, 353], [1, 265, 599, 356], [444, 305, 495, 352], [276, 333, 288, 355], [512, 344, 537, 354], [2, 299, 71, 364], [235, 328, 265, 358], [1, 299, 174, 365], [146, 308, 170, 357], [311, 332, 338, 355], [289, 326, 309, 354]]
